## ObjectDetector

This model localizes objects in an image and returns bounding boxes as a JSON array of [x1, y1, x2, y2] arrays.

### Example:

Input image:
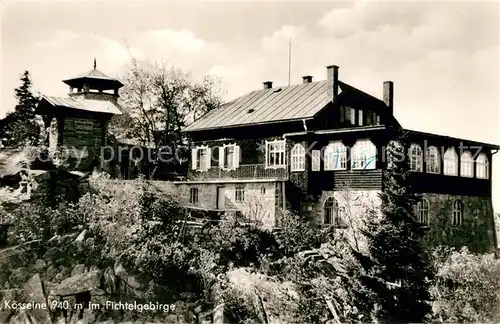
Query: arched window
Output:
[[291, 144, 306, 171], [460, 151, 473, 178], [443, 148, 458, 176], [476, 153, 489, 179], [323, 197, 347, 227], [324, 142, 347, 170], [426, 146, 440, 174], [452, 200, 463, 226], [351, 139, 377, 170], [409, 144, 423, 172], [416, 198, 429, 225]]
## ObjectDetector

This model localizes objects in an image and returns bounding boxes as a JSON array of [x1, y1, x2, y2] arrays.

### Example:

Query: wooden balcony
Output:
[[189, 164, 288, 181]]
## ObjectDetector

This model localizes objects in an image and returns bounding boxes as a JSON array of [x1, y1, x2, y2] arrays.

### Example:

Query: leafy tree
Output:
[[345, 132, 433, 323], [110, 59, 222, 149], [108, 59, 222, 179], [0, 71, 41, 147]]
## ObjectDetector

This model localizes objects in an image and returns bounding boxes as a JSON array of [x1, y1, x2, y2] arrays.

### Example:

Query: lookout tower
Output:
[[63, 58, 124, 103], [36, 59, 123, 171]]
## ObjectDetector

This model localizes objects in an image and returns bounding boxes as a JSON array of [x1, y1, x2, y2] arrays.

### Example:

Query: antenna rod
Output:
[[288, 37, 292, 86]]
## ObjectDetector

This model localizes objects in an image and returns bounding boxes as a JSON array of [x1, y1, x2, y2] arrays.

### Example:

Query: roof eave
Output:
[[182, 116, 315, 134]]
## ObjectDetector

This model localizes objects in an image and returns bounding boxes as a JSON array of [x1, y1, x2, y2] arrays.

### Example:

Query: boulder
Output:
[[44, 264, 59, 281], [74, 230, 87, 243], [8, 267, 28, 286], [53, 269, 102, 296], [34, 259, 47, 270], [114, 262, 142, 289], [71, 264, 87, 277], [103, 267, 117, 294], [22, 273, 52, 324], [0, 289, 24, 323]]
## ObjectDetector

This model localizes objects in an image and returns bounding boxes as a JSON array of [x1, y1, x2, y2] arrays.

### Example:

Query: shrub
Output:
[[430, 246, 500, 322], [274, 208, 323, 257], [209, 214, 279, 268]]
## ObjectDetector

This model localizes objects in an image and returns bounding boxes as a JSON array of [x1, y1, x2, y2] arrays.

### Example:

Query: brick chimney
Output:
[[302, 76, 313, 83], [326, 65, 339, 102], [263, 81, 273, 89], [383, 81, 394, 115]]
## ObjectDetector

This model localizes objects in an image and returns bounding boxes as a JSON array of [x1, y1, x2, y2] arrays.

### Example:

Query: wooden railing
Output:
[[189, 164, 288, 181]]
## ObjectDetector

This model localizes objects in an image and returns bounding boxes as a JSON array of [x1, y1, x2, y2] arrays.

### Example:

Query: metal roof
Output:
[[41, 96, 122, 115], [183, 80, 389, 132], [62, 68, 124, 89]]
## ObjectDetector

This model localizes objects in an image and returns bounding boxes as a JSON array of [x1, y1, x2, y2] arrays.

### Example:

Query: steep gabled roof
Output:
[[37, 96, 122, 115], [183, 80, 394, 132]]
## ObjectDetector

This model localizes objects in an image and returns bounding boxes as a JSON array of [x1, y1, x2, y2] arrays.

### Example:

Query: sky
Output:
[[1, 0, 500, 210]]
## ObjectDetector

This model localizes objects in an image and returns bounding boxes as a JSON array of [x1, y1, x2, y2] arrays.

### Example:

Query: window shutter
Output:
[[206, 147, 212, 170], [218, 147, 224, 168], [234, 145, 240, 169], [191, 148, 197, 170]]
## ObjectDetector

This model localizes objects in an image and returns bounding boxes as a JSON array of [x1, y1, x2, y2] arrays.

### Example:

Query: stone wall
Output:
[[422, 193, 496, 253], [175, 181, 278, 228], [301, 188, 497, 253]]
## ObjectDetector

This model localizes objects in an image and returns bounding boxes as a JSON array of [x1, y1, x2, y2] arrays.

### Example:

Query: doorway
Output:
[[216, 186, 225, 210]]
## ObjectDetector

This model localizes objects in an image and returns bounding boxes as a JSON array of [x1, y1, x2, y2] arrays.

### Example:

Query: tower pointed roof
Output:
[[62, 59, 124, 90]]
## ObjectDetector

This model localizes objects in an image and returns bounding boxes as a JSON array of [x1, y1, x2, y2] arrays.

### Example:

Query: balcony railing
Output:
[[189, 164, 288, 181]]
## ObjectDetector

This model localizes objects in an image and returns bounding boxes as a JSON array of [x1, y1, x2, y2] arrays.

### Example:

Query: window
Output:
[[426, 146, 440, 174], [351, 139, 377, 170], [452, 200, 463, 226], [416, 198, 429, 225], [350, 107, 356, 125], [291, 144, 306, 171], [444, 148, 458, 176], [189, 188, 199, 204], [460, 151, 473, 177], [324, 142, 347, 170], [261, 186, 266, 195], [235, 187, 245, 202], [358, 110, 364, 126], [266, 140, 286, 168], [409, 144, 423, 172], [219, 144, 240, 170], [366, 111, 372, 125], [311, 150, 321, 171], [341, 106, 355, 125], [192, 146, 211, 171], [323, 197, 347, 227], [476, 153, 489, 179]]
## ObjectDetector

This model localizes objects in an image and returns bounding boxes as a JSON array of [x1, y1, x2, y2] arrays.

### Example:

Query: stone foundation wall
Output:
[[422, 193, 496, 253], [175, 182, 278, 227], [302, 189, 496, 253]]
